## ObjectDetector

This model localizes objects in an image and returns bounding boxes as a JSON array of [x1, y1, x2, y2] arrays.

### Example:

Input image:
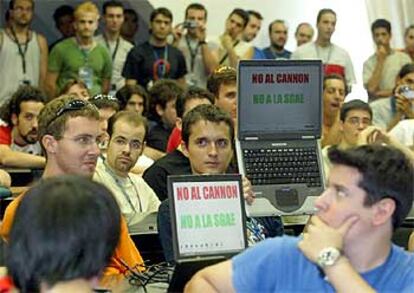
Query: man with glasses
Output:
[[0, 95, 145, 287], [94, 111, 160, 229]]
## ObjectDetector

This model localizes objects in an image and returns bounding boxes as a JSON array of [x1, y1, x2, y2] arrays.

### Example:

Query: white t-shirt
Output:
[[389, 119, 414, 147], [291, 42, 356, 87]]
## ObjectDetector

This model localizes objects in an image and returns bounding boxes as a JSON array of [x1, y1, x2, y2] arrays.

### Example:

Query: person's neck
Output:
[[337, 138, 354, 150], [10, 22, 29, 35], [316, 36, 331, 48], [76, 35, 94, 48], [323, 111, 337, 127], [42, 278, 93, 293], [149, 35, 167, 47], [11, 127, 28, 146], [344, 235, 392, 273], [104, 29, 120, 42]]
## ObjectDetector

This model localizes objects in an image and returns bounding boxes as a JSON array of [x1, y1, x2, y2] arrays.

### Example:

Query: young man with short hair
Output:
[[263, 19, 291, 59], [295, 22, 314, 47], [0, 0, 48, 106], [363, 19, 411, 100], [242, 10, 264, 59], [291, 8, 356, 89], [0, 85, 47, 168], [123, 7, 187, 89], [0, 95, 144, 286], [94, 111, 160, 228], [186, 145, 414, 292], [96, 0, 133, 91], [46, 1, 112, 98]]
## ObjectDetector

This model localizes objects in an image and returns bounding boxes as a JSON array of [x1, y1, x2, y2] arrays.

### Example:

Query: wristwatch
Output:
[[317, 247, 342, 268]]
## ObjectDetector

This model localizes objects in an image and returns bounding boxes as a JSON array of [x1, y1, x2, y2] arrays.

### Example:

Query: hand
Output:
[[242, 176, 255, 205], [357, 126, 390, 145], [172, 24, 184, 42], [395, 93, 414, 118], [221, 33, 234, 51], [298, 215, 358, 263], [195, 24, 207, 42], [376, 45, 388, 61]]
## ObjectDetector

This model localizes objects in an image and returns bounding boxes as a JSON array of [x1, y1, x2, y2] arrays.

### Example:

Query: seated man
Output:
[[58, 78, 90, 100], [143, 87, 213, 201], [371, 63, 414, 131], [7, 175, 121, 292], [186, 145, 414, 292], [94, 111, 160, 228], [0, 85, 47, 168], [157, 105, 260, 262], [0, 95, 144, 287]]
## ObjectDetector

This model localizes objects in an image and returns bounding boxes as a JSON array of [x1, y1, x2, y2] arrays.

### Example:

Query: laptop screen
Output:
[[238, 60, 323, 138], [168, 174, 247, 260]]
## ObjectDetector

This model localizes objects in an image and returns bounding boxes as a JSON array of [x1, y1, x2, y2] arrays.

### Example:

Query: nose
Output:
[[89, 139, 101, 157], [32, 119, 38, 129], [207, 142, 218, 157], [314, 189, 329, 213]]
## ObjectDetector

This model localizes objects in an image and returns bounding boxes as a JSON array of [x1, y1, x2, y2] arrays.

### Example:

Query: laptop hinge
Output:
[[244, 137, 259, 140], [301, 135, 315, 139]]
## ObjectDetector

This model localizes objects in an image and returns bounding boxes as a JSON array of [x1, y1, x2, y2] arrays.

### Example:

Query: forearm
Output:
[[386, 113, 403, 132], [227, 48, 239, 68], [102, 79, 111, 94], [201, 44, 219, 74], [185, 273, 221, 293], [366, 61, 385, 95], [322, 121, 342, 147], [0, 148, 45, 168], [324, 257, 376, 293], [408, 232, 414, 251]]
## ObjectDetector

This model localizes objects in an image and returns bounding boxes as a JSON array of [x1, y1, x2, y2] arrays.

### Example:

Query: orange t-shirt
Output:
[[0, 192, 145, 283]]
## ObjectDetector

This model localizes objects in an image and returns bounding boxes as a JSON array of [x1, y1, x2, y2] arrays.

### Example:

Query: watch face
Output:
[[317, 247, 341, 267]]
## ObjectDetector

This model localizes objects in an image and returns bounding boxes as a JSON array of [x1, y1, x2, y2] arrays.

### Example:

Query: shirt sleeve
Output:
[[0, 126, 11, 145], [122, 48, 140, 80]]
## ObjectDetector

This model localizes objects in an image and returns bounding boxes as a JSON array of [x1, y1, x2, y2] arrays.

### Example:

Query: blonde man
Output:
[[46, 1, 112, 99]]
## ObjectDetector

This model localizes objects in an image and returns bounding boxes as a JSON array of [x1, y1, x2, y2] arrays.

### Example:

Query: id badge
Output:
[[78, 66, 94, 90]]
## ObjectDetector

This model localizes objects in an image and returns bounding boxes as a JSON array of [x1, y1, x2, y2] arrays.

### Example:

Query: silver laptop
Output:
[[128, 212, 158, 235], [236, 59, 325, 216]]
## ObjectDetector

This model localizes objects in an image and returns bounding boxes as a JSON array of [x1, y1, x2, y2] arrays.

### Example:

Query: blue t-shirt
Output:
[[233, 236, 414, 292]]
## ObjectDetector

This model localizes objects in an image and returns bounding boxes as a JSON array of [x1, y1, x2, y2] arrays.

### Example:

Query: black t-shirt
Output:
[[146, 121, 173, 152], [122, 41, 187, 88], [142, 149, 192, 201]]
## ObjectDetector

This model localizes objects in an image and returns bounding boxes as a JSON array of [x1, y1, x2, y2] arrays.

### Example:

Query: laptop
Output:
[[167, 174, 247, 292], [236, 59, 325, 216], [128, 212, 158, 235]]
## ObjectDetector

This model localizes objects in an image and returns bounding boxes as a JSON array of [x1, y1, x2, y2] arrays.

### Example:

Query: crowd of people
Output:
[[0, 0, 413, 292]]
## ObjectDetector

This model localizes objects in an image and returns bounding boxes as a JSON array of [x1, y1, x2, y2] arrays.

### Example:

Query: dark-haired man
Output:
[[173, 3, 218, 88], [211, 9, 253, 68], [363, 19, 411, 101], [263, 20, 291, 59], [242, 10, 265, 59], [0, 0, 48, 106], [123, 7, 187, 89], [186, 145, 414, 292], [94, 111, 160, 228], [0, 85, 46, 168], [49, 4, 75, 51], [96, 0, 133, 91], [295, 22, 314, 47], [0, 95, 144, 286], [291, 8, 356, 89]]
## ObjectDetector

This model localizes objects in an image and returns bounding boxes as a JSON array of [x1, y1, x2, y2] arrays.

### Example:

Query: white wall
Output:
[[150, 0, 378, 101]]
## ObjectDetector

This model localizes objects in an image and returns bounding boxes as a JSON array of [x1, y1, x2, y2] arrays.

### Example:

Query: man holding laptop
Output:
[[186, 145, 414, 292]]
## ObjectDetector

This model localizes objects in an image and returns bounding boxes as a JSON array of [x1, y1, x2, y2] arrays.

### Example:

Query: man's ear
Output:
[[11, 113, 18, 126], [41, 135, 58, 155], [139, 141, 146, 157], [181, 141, 189, 158], [372, 198, 395, 227], [175, 117, 182, 130], [155, 104, 164, 117]]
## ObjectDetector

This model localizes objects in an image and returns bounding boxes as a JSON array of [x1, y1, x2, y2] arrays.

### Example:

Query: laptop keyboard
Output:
[[243, 147, 321, 187]]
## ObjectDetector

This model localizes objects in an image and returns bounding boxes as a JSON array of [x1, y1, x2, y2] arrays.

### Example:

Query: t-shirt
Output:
[[94, 159, 160, 227], [291, 42, 356, 87], [95, 35, 133, 91], [166, 127, 182, 153], [210, 37, 252, 66], [0, 190, 145, 282], [146, 121, 174, 152], [0, 120, 42, 155], [122, 41, 187, 89], [48, 37, 112, 97], [363, 50, 411, 92], [262, 47, 292, 59], [389, 119, 414, 147], [142, 149, 191, 201], [232, 236, 414, 292]]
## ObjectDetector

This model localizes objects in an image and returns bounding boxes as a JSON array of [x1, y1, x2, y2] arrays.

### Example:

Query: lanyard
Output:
[[103, 160, 143, 213], [314, 43, 332, 64], [9, 27, 30, 74], [185, 36, 201, 72], [152, 46, 169, 79], [104, 35, 120, 61]]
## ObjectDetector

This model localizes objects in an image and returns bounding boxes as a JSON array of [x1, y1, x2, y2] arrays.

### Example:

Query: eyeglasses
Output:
[[345, 117, 372, 126], [48, 100, 88, 126], [91, 94, 119, 102]]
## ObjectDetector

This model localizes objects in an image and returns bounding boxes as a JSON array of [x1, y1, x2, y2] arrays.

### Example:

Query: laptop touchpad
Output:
[[275, 188, 299, 207]]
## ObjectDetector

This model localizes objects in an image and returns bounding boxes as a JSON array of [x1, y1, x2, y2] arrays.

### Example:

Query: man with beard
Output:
[[263, 19, 291, 59], [123, 7, 187, 89], [241, 10, 265, 59], [0, 85, 46, 168], [94, 111, 160, 228], [0, 0, 48, 106], [0, 95, 145, 288], [46, 1, 112, 99], [295, 22, 314, 47]]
